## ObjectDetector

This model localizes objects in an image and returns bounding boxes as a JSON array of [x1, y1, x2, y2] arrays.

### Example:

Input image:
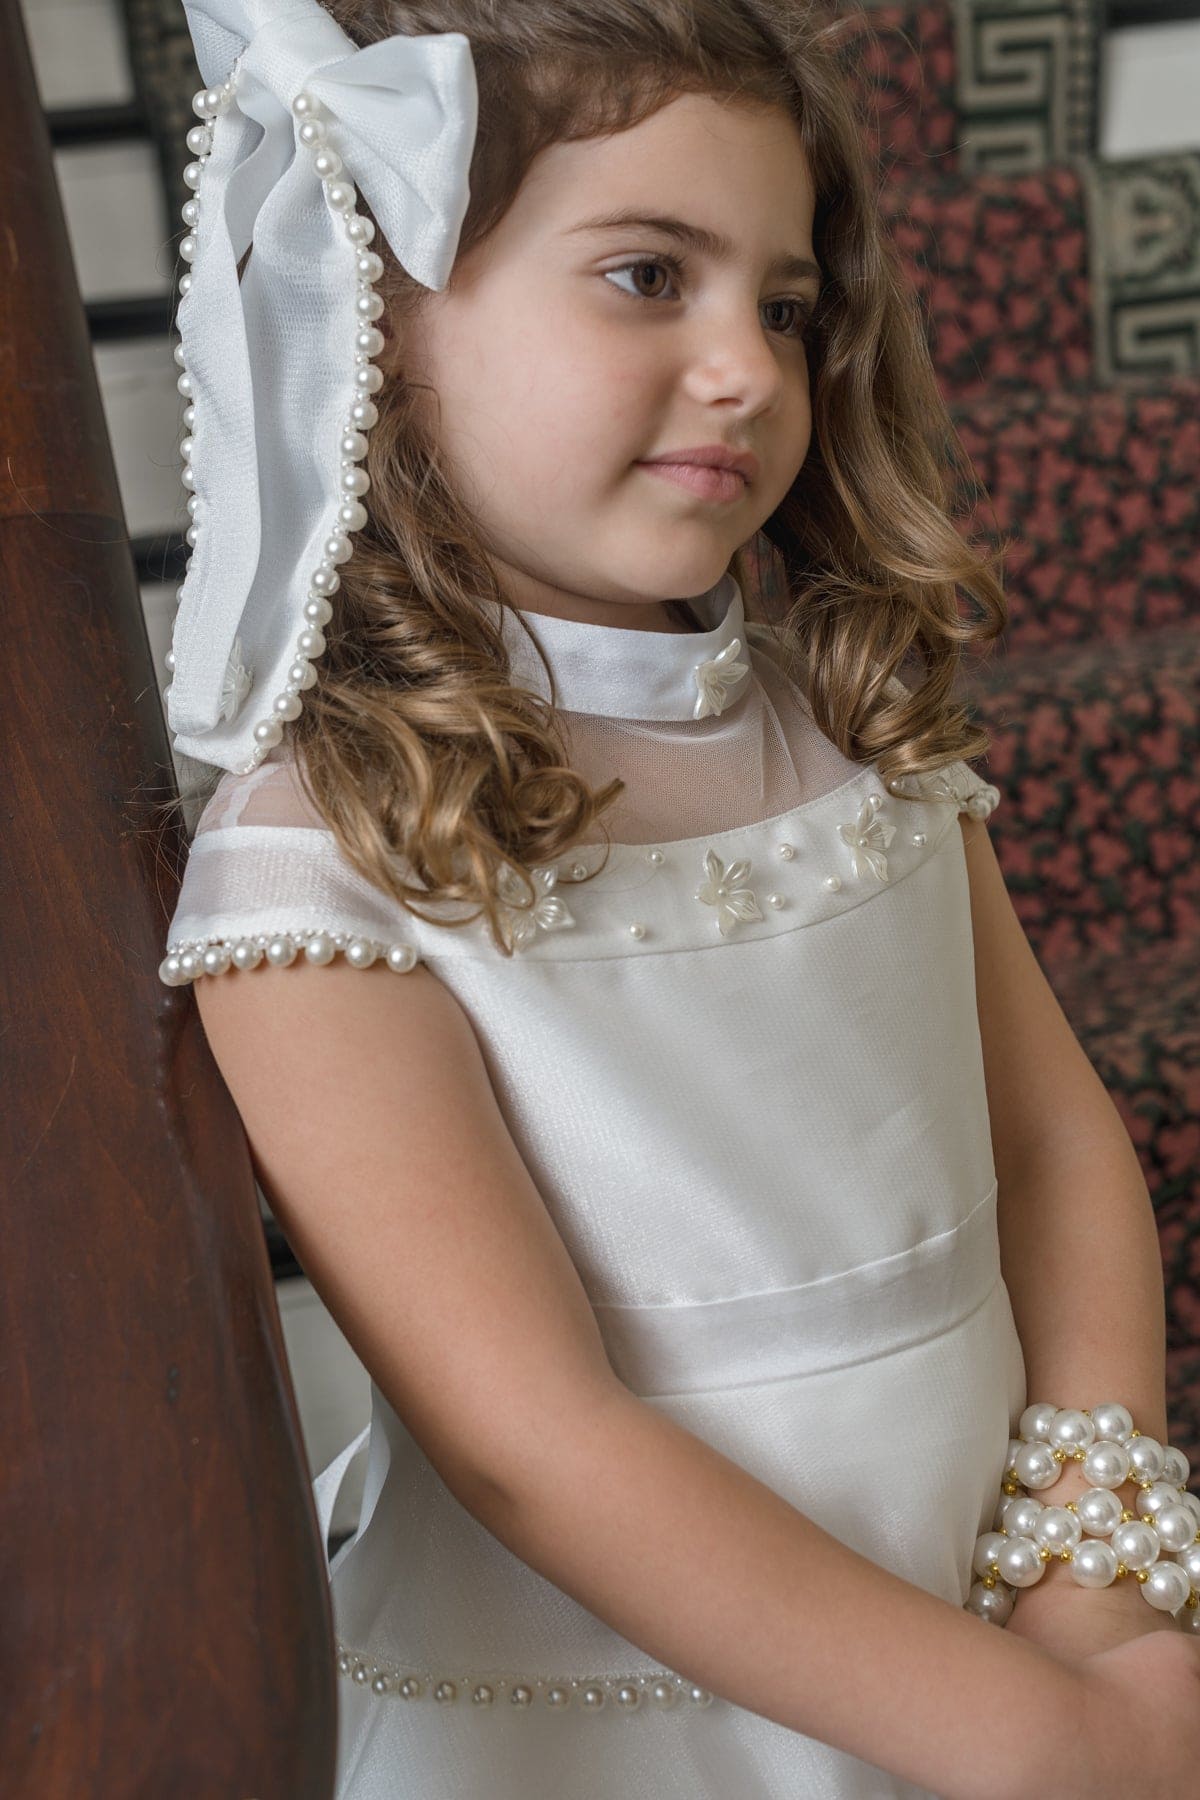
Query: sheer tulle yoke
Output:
[[163, 570, 1018, 1800]]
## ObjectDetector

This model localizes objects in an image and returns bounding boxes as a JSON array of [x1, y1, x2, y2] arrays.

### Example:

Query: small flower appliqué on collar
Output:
[[837, 794, 896, 882], [221, 635, 253, 723], [695, 848, 763, 937], [496, 862, 576, 953], [692, 638, 750, 719]]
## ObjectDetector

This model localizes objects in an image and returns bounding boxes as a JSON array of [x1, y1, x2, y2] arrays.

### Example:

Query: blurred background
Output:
[[18, 0, 1200, 1538]]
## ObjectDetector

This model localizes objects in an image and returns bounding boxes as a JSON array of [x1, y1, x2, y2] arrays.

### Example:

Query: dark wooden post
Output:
[[0, 4, 337, 1792]]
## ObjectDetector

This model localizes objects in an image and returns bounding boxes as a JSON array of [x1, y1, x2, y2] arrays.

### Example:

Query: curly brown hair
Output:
[[179, 0, 1008, 957]]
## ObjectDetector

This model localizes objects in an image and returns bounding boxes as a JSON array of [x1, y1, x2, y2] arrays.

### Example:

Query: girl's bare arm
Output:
[[195, 957, 1125, 1800]]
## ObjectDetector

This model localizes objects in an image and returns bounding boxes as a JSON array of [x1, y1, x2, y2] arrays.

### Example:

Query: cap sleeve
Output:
[[159, 760, 426, 987], [880, 672, 1001, 822]]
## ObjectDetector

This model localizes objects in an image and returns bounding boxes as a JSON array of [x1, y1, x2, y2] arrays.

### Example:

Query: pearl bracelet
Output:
[[963, 1401, 1200, 1634]]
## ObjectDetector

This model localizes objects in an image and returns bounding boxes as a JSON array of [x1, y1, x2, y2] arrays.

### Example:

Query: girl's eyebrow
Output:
[[564, 209, 823, 286]]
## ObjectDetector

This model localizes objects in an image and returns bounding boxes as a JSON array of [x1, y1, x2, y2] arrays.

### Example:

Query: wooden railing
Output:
[[0, 2, 337, 1792]]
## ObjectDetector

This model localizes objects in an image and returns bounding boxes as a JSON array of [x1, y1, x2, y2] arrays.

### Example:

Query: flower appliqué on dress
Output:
[[695, 849, 763, 937], [495, 862, 576, 953], [220, 635, 254, 723], [692, 638, 750, 720], [837, 794, 896, 883]]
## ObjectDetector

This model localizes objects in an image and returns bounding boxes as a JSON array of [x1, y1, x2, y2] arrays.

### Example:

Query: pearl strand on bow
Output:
[[964, 1402, 1200, 1632], [166, 70, 386, 773]]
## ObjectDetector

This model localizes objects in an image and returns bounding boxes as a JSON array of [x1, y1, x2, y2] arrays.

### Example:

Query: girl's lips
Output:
[[637, 461, 747, 503]]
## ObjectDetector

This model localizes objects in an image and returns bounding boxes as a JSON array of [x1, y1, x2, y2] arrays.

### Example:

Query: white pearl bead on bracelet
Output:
[[963, 1401, 1200, 1633]]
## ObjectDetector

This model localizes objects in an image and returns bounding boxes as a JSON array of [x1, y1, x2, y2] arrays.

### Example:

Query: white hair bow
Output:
[[167, 0, 478, 773]]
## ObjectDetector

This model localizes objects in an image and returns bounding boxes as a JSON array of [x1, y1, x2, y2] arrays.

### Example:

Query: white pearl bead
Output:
[[1128, 1435, 1167, 1483], [305, 596, 335, 626], [628, 923, 646, 939], [1012, 1441, 1061, 1490], [313, 148, 343, 180], [1090, 1403, 1135, 1443], [201, 943, 231, 977], [546, 1685, 571, 1707], [265, 935, 298, 968], [296, 628, 326, 659], [342, 466, 370, 497], [1083, 1439, 1133, 1488], [158, 954, 186, 986], [688, 1687, 714, 1707], [1142, 1560, 1192, 1614], [1019, 1402, 1058, 1440], [766, 892, 785, 908], [1111, 1520, 1160, 1571], [347, 215, 376, 245], [1000, 1494, 1044, 1537], [291, 91, 321, 119], [1068, 1539, 1119, 1588], [231, 940, 263, 971], [822, 874, 841, 892], [1034, 1506, 1083, 1553], [646, 847, 665, 866], [972, 1531, 1007, 1577], [994, 1536, 1047, 1588], [325, 180, 357, 213], [355, 252, 384, 284], [310, 563, 341, 595], [1154, 1502, 1199, 1555], [1049, 1408, 1096, 1452], [386, 944, 419, 973], [433, 1680, 457, 1703], [778, 842, 796, 860], [615, 1684, 642, 1709], [965, 1581, 1015, 1626], [354, 363, 384, 393], [911, 832, 926, 846], [580, 1685, 605, 1709], [304, 934, 337, 965], [650, 1679, 678, 1707], [1136, 1480, 1180, 1521], [346, 938, 378, 969], [472, 1684, 494, 1705], [253, 718, 284, 748], [273, 693, 303, 721], [298, 118, 327, 147], [1179, 1543, 1200, 1583], [1161, 1445, 1191, 1485], [1075, 1487, 1123, 1536]]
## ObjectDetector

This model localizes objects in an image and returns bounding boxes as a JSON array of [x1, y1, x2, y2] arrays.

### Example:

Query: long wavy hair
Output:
[[182, 0, 1009, 956]]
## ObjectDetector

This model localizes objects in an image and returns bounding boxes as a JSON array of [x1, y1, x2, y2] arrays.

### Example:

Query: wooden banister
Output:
[[0, 3, 337, 1792]]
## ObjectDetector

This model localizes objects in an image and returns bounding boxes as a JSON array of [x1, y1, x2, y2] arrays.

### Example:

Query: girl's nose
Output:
[[683, 311, 789, 410]]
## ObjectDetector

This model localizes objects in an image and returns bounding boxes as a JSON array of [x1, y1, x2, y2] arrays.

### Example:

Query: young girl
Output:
[[161, 1, 1200, 1794]]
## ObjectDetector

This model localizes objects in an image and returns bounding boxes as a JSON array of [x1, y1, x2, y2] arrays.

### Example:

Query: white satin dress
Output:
[[162, 570, 1024, 1799]]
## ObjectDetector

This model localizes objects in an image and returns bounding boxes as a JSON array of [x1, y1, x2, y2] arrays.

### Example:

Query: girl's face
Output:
[[402, 91, 820, 629]]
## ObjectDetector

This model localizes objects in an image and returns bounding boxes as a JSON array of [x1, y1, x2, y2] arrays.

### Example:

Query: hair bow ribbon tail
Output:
[[167, 0, 477, 773]]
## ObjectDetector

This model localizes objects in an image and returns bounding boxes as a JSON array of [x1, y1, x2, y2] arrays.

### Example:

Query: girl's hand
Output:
[[1068, 1631, 1200, 1800]]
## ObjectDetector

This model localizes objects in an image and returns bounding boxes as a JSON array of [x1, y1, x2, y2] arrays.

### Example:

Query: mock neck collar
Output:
[[498, 571, 752, 721]]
